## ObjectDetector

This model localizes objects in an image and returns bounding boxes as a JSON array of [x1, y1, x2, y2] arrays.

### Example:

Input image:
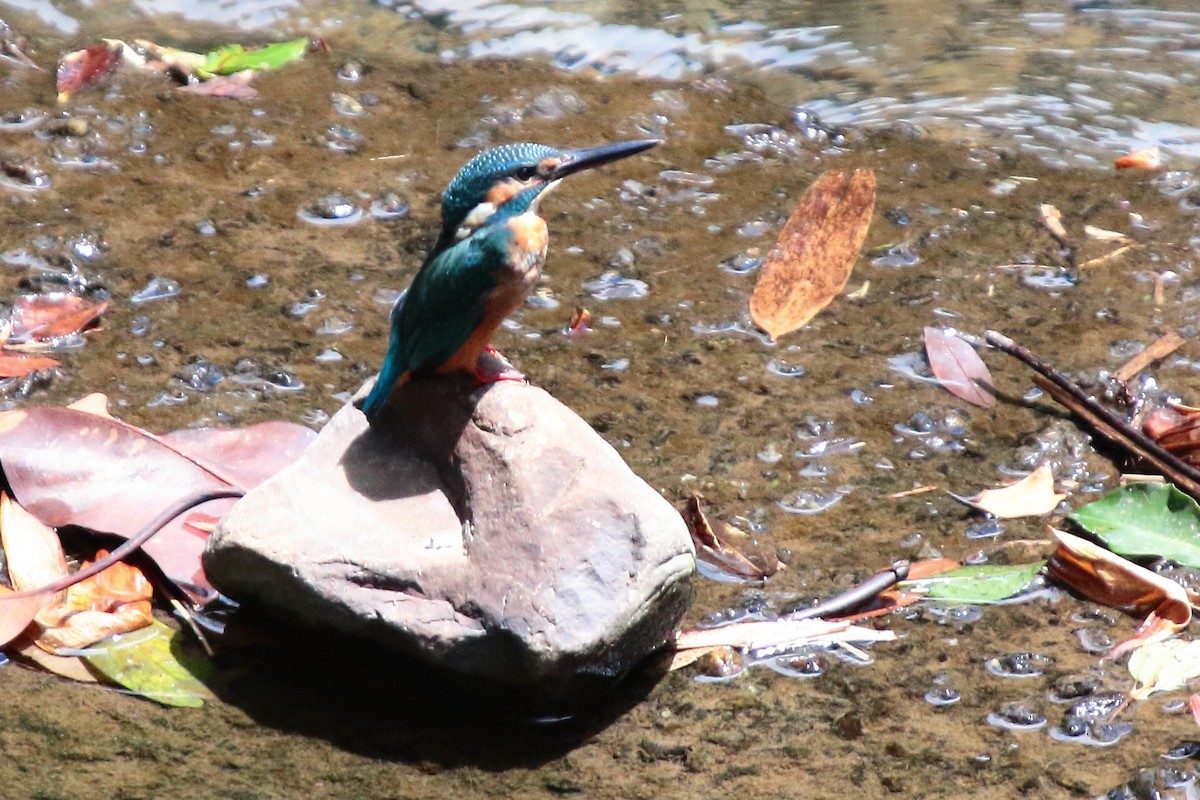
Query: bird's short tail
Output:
[[360, 357, 407, 421]]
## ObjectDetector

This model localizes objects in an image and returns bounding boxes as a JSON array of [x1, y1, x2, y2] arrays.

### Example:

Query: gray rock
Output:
[[203, 375, 695, 710]]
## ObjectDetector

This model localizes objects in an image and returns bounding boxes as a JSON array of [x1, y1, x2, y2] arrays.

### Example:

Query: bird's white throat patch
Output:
[[455, 201, 497, 240]]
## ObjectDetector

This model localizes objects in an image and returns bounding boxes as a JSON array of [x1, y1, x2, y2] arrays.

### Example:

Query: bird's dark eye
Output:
[[515, 165, 537, 181]]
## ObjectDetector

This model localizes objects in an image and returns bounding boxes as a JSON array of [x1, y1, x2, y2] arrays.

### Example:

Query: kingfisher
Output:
[[360, 138, 660, 422]]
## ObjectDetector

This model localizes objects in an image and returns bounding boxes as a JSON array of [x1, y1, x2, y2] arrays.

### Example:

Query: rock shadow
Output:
[[342, 374, 487, 511], [211, 617, 670, 769]]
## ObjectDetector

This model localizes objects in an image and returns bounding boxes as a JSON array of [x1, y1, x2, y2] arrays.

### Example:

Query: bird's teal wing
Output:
[[361, 232, 505, 419]]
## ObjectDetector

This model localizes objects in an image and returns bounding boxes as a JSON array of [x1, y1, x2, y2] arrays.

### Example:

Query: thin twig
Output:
[[986, 330, 1200, 500]]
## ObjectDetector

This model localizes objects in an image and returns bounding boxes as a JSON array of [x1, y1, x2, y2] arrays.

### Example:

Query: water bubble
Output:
[[369, 193, 410, 219], [210, 123, 238, 137], [262, 370, 304, 391], [986, 702, 1046, 731], [766, 358, 807, 378], [1164, 741, 1200, 761], [196, 220, 217, 236], [719, 253, 762, 275], [1075, 627, 1114, 654], [316, 317, 353, 335], [325, 125, 365, 153], [582, 272, 649, 300], [129, 315, 150, 337], [297, 194, 363, 226], [736, 219, 773, 237], [694, 647, 746, 683], [1049, 675, 1100, 702], [601, 358, 628, 372], [300, 408, 329, 426], [337, 62, 362, 82], [246, 273, 269, 289], [175, 359, 225, 392], [1021, 267, 1077, 291], [757, 443, 783, 464], [130, 277, 181, 304], [924, 686, 961, 706], [766, 650, 828, 678], [984, 652, 1052, 678], [331, 93, 365, 117], [871, 244, 921, 268], [778, 487, 851, 515], [315, 348, 343, 363], [0, 108, 46, 132], [965, 520, 1006, 540], [695, 394, 719, 408]]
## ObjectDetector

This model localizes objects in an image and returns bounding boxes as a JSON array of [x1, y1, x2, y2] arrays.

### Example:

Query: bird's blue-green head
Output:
[[436, 139, 660, 247]]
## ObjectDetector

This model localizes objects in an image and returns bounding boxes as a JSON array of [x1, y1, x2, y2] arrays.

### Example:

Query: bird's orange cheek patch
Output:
[[486, 178, 523, 206]]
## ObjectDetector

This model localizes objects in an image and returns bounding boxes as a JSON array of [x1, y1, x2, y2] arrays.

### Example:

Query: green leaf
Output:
[[201, 38, 309, 77], [1069, 483, 1200, 567], [81, 620, 214, 707], [911, 561, 1046, 604]]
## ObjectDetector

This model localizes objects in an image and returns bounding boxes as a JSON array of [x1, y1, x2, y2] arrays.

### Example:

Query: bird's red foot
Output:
[[473, 346, 526, 386]]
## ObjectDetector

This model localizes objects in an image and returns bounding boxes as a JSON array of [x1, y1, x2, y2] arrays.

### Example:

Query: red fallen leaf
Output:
[[1190, 694, 1200, 728], [9, 294, 107, 345], [749, 169, 876, 341], [1047, 528, 1190, 659], [177, 71, 258, 99], [0, 353, 60, 378], [1115, 146, 1161, 171], [56, 42, 123, 101], [1143, 402, 1200, 467], [0, 397, 314, 600], [924, 327, 995, 409]]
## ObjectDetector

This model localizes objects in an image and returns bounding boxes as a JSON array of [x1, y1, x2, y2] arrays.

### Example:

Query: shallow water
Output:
[[3, 1, 1200, 798]]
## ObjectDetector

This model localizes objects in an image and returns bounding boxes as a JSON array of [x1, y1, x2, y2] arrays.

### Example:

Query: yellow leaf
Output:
[[969, 464, 1065, 518]]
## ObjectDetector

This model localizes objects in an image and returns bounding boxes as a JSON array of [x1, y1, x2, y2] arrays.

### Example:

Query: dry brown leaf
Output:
[[1116, 146, 1162, 170], [66, 392, 114, 418], [966, 464, 1066, 518], [34, 549, 153, 653], [1039, 203, 1068, 241], [1084, 225, 1129, 243], [670, 618, 895, 671], [684, 494, 780, 580], [1048, 528, 1190, 659], [749, 169, 876, 341], [1, 493, 67, 600]]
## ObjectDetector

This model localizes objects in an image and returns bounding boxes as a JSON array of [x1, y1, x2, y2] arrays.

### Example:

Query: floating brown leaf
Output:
[[924, 327, 995, 409], [1116, 146, 1162, 170], [749, 169, 876, 341], [961, 464, 1066, 518], [56, 42, 123, 101], [1144, 402, 1200, 467], [1048, 528, 1191, 659], [684, 494, 780, 581], [9, 293, 108, 346]]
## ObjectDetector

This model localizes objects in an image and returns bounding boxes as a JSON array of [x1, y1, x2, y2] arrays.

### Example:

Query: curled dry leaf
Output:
[[923, 327, 995, 409], [684, 494, 780, 581], [0, 492, 65, 647], [1143, 402, 1200, 467], [56, 41, 123, 101], [1048, 528, 1191, 659], [1116, 146, 1162, 171], [749, 169, 876, 341], [34, 549, 153, 653], [1038, 203, 1068, 242], [961, 464, 1066, 518], [1127, 638, 1200, 701]]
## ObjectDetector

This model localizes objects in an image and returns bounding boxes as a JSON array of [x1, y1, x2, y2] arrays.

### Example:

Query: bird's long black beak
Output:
[[552, 139, 660, 179]]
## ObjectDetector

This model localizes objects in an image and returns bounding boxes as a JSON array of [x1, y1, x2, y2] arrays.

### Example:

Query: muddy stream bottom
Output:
[[2, 43, 1200, 800]]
